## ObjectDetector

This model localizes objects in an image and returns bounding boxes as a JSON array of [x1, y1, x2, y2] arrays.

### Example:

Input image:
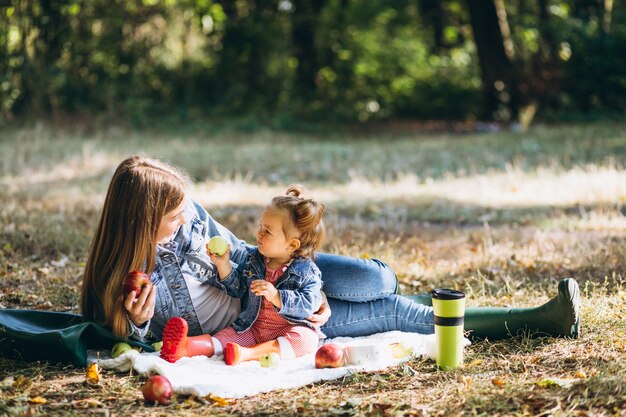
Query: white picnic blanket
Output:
[[95, 331, 464, 398]]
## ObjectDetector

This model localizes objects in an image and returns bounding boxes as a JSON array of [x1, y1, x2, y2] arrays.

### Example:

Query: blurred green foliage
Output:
[[0, 0, 624, 125]]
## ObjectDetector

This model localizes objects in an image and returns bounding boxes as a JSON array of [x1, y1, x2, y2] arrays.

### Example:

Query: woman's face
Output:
[[156, 199, 187, 244]]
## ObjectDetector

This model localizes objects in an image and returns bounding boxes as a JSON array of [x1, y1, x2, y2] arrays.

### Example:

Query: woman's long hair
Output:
[[81, 156, 189, 337]]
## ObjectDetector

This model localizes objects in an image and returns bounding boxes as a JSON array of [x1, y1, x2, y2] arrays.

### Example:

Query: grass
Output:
[[0, 122, 625, 416]]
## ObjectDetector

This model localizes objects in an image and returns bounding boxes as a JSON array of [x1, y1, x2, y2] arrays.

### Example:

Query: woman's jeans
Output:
[[315, 253, 434, 338]]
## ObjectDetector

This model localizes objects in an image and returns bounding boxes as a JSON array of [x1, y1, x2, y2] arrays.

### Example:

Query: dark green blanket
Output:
[[0, 309, 153, 366]]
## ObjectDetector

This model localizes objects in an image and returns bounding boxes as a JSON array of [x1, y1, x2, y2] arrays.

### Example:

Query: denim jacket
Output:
[[209, 247, 323, 332], [128, 200, 252, 341]]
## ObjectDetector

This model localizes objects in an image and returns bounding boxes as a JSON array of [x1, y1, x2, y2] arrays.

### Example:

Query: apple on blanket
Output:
[[315, 340, 414, 368]]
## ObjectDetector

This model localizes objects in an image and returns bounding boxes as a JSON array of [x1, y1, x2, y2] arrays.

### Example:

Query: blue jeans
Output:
[[315, 253, 435, 338]]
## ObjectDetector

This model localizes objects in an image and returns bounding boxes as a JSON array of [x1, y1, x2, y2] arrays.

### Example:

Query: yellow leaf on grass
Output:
[[72, 398, 104, 408], [467, 359, 483, 367], [536, 378, 558, 388], [536, 378, 576, 389], [28, 397, 47, 404], [13, 375, 32, 390], [208, 394, 231, 406], [491, 377, 506, 387], [183, 396, 202, 407], [85, 363, 100, 385], [575, 370, 587, 379]]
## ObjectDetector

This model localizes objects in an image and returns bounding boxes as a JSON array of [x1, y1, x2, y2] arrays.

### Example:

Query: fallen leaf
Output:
[[575, 370, 587, 379], [85, 363, 100, 385], [467, 359, 483, 367], [535, 378, 576, 389], [72, 398, 104, 408], [207, 394, 231, 406], [13, 375, 31, 390], [183, 396, 203, 407], [535, 379, 557, 388], [491, 377, 506, 387], [28, 397, 47, 404]]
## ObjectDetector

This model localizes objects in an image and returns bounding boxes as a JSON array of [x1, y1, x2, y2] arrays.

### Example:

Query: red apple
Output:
[[314, 343, 346, 369], [141, 375, 173, 405], [124, 271, 151, 298]]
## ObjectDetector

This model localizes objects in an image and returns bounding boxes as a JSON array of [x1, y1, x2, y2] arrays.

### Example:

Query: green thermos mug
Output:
[[431, 289, 466, 370]]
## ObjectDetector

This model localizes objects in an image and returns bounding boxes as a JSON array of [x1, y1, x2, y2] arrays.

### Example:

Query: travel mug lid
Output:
[[431, 288, 465, 300]]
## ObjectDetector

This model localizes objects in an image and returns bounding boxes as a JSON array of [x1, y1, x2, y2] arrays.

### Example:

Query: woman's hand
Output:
[[307, 291, 331, 328], [250, 280, 281, 307], [124, 283, 156, 327]]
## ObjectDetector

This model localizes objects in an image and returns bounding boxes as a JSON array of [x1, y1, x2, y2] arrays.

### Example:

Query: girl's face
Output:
[[156, 199, 187, 244], [256, 209, 298, 261]]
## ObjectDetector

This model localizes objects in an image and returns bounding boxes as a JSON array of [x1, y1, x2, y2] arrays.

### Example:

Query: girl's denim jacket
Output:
[[128, 200, 252, 341], [209, 247, 323, 333]]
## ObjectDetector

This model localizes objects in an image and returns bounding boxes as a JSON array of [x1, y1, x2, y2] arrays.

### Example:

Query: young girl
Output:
[[81, 156, 580, 366], [161, 187, 326, 365]]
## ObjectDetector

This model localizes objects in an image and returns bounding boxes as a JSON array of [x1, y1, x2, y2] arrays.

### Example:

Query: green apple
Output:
[[111, 342, 133, 358], [152, 341, 163, 352], [207, 236, 229, 256], [260, 352, 281, 367]]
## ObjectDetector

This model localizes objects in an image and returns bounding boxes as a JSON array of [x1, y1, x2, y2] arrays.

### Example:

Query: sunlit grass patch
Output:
[[0, 123, 624, 416]]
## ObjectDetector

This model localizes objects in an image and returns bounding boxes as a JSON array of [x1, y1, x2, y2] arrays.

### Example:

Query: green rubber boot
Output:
[[404, 278, 580, 340]]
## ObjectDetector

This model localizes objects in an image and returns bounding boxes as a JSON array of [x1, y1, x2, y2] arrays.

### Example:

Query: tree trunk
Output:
[[418, 0, 445, 52], [538, 0, 558, 60], [465, 0, 519, 121], [572, 0, 603, 22], [213, 0, 276, 111], [291, 0, 326, 103]]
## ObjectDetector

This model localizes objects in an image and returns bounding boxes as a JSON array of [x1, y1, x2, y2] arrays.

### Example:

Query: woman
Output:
[[80, 156, 580, 345]]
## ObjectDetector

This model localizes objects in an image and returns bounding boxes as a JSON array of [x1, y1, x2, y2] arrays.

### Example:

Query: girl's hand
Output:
[[307, 291, 331, 328], [124, 283, 156, 327], [250, 280, 280, 306], [206, 244, 233, 279]]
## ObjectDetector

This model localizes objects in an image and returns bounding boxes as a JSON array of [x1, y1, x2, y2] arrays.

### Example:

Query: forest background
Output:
[[2, 0, 625, 127]]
